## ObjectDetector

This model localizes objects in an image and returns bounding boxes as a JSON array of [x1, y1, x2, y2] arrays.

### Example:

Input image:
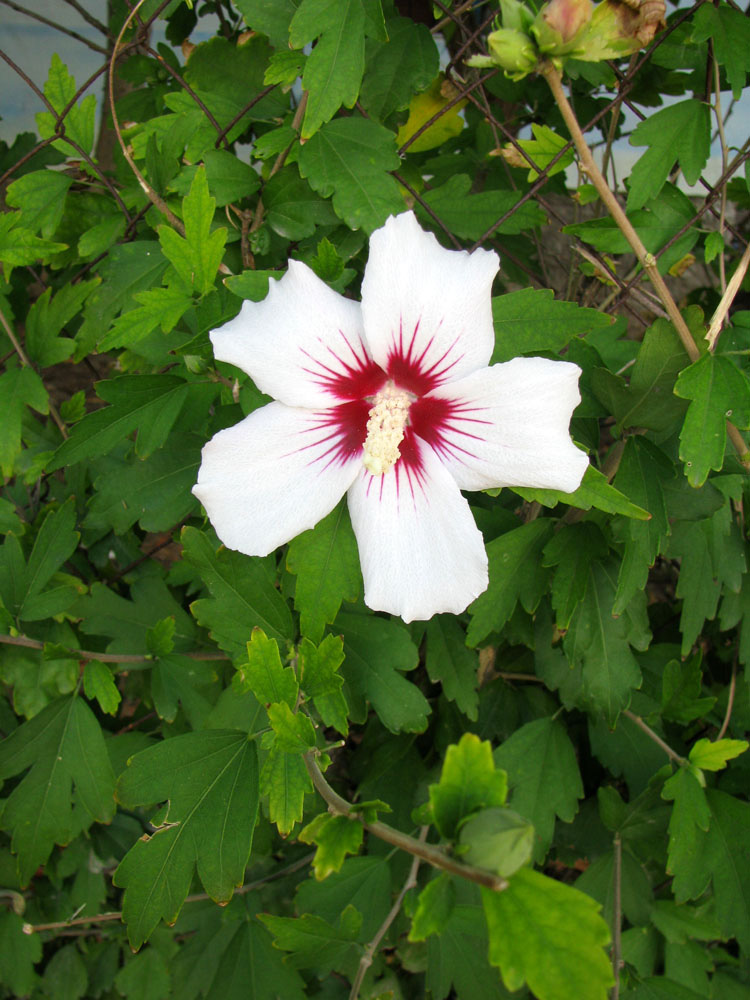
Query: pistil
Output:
[[362, 383, 412, 475]]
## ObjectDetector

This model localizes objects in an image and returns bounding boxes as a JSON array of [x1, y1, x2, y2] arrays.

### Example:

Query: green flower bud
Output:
[[458, 807, 535, 878], [466, 27, 538, 78]]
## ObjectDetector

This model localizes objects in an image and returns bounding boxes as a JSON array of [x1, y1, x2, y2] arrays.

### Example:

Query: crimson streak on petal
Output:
[[299, 330, 385, 401]]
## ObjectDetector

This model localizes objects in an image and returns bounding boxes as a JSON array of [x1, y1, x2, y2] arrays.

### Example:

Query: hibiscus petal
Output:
[[193, 402, 361, 556], [211, 262, 385, 409], [424, 358, 588, 492], [360, 212, 499, 393], [347, 442, 489, 622]]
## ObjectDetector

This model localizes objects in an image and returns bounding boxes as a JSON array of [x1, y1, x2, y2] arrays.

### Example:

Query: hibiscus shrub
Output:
[[1, 1, 750, 998]]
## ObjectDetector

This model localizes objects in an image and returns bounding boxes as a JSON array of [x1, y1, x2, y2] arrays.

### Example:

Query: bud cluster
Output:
[[467, 0, 665, 78]]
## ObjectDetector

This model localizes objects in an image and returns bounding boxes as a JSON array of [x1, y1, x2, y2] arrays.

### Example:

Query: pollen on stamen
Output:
[[362, 384, 412, 476]]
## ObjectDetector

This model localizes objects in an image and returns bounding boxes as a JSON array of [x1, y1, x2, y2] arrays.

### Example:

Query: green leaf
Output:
[[235, 628, 298, 708], [114, 731, 259, 948], [298, 117, 403, 233], [263, 169, 339, 239], [627, 101, 711, 212], [409, 873, 456, 941], [84, 433, 201, 535], [674, 353, 750, 486], [151, 654, 215, 728], [0, 911, 42, 997], [35, 54, 96, 155], [286, 500, 362, 644], [158, 167, 226, 296], [181, 528, 294, 656], [692, 4, 750, 99], [425, 890, 508, 1000], [5, 169, 72, 238], [336, 611, 428, 733], [482, 869, 613, 999], [76, 242, 168, 356], [542, 522, 609, 629], [511, 465, 650, 521], [467, 520, 553, 646], [299, 813, 364, 880], [259, 905, 362, 974], [491, 288, 611, 363], [83, 661, 121, 716], [668, 521, 721, 655], [662, 766, 711, 903], [24, 280, 98, 367], [591, 313, 694, 433], [0, 214, 66, 279], [563, 559, 645, 722], [514, 124, 575, 181], [360, 16, 438, 119], [267, 702, 316, 752], [298, 634, 349, 736], [260, 745, 311, 835], [0, 365, 48, 477], [428, 733, 508, 840], [50, 374, 190, 469], [565, 184, 699, 275], [0, 696, 115, 884], [41, 943, 88, 1000], [660, 656, 716, 724], [290, 0, 383, 138], [170, 149, 261, 207], [234, 0, 299, 46], [689, 737, 748, 772], [493, 717, 584, 860], [114, 949, 171, 1000], [0, 498, 80, 622], [420, 175, 547, 242], [458, 807, 534, 877], [612, 437, 673, 613], [100, 284, 193, 351], [295, 855, 392, 941], [425, 616, 479, 720]]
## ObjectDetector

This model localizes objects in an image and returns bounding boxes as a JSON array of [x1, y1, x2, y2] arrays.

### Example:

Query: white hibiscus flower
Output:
[[194, 212, 588, 622]]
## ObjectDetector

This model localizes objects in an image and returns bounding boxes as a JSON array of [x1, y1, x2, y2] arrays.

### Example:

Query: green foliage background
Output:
[[1, 0, 750, 997]]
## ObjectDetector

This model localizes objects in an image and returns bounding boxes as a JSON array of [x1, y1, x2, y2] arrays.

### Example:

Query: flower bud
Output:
[[534, 0, 593, 50], [466, 27, 537, 77]]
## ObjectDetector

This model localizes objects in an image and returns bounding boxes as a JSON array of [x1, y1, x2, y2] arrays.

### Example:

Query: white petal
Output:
[[426, 358, 589, 492], [347, 442, 488, 622], [361, 212, 499, 390], [193, 402, 361, 556], [211, 262, 383, 409]]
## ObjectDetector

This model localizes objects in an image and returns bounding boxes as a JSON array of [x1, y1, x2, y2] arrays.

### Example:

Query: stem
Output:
[[611, 833, 622, 1000], [304, 753, 508, 893], [705, 240, 750, 351], [716, 654, 737, 741], [348, 829, 426, 1000], [249, 91, 308, 239], [711, 58, 728, 294], [0, 633, 228, 664], [622, 709, 687, 767], [24, 854, 314, 934], [542, 62, 699, 362], [542, 62, 750, 470]]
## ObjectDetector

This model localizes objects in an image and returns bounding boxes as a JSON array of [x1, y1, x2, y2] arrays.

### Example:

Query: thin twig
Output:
[[0, 0, 109, 54], [0, 306, 68, 439], [0, 633, 229, 665], [712, 58, 728, 293], [705, 240, 750, 350], [622, 709, 687, 766], [24, 854, 314, 934], [542, 62, 750, 470], [611, 833, 622, 1000], [348, 829, 427, 1000], [61, 0, 110, 37], [716, 655, 738, 741], [304, 753, 507, 892]]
